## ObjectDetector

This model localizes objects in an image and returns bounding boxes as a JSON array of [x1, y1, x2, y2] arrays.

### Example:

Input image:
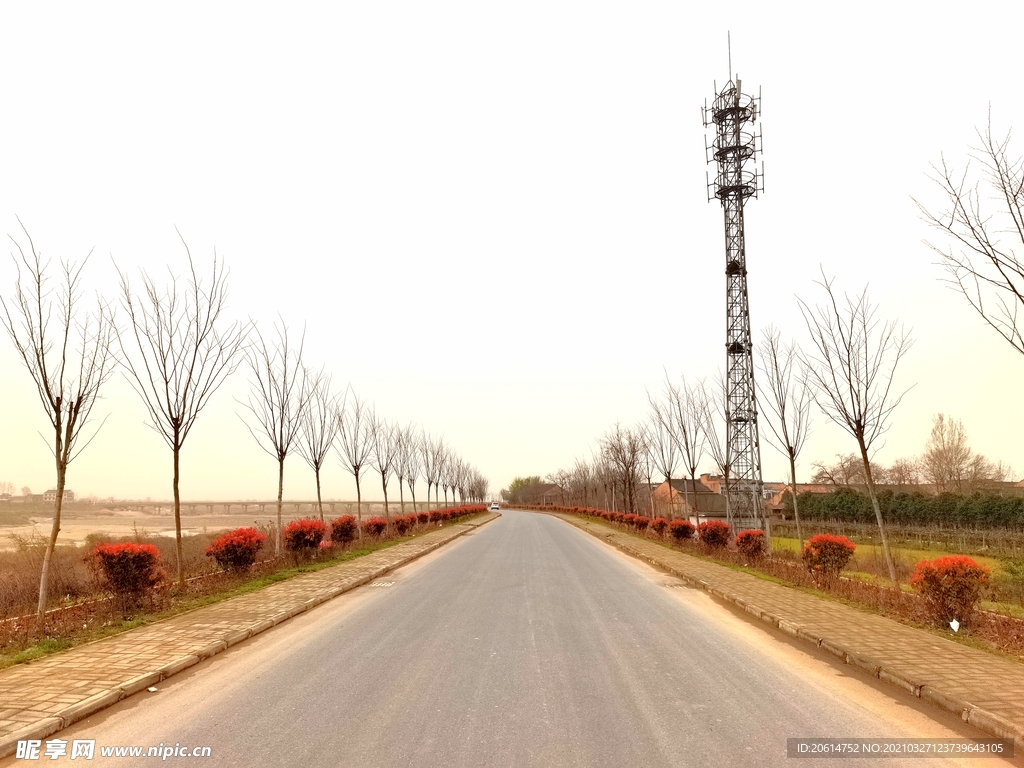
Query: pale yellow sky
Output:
[[1, 1, 1022, 502]]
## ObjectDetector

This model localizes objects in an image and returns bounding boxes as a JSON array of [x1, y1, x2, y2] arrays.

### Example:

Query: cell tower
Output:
[[702, 52, 765, 526]]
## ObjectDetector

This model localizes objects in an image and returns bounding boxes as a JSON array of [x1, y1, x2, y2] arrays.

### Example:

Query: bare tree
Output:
[[664, 374, 707, 522], [399, 423, 421, 514], [756, 325, 813, 550], [240, 320, 310, 555], [419, 431, 440, 513], [917, 118, 1024, 356], [886, 456, 923, 488], [2, 222, 116, 619], [117, 237, 247, 587], [798, 272, 913, 584], [368, 411, 399, 521], [921, 413, 1008, 492], [601, 422, 644, 514], [336, 388, 373, 537], [647, 394, 680, 518], [298, 370, 341, 521], [810, 453, 871, 486], [637, 427, 656, 516], [696, 375, 733, 529]]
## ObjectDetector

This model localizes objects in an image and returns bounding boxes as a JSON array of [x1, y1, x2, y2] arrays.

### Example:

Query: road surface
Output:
[[32, 510, 1013, 767]]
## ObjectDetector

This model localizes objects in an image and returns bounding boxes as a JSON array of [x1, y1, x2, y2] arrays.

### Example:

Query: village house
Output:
[[43, 489, 75, 503]]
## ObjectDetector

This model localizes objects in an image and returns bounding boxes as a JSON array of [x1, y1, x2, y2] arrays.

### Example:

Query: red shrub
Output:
[[329, 515, 358, 546], [364, 517, 388, 537], [205, 527, 266, 571], [698, 520, 732, 548], [428, 510, 443, 523], [88, 542, 165, 602], [669, 519, 696, 542], [394, 515, 413, 535], [633, 515, 650, 532], [610, 512, 625, 524], [735, 529, 766, 560], [802, 534, 856, 586], [282, 518, 327, 552], [909, 555, 990, 626], [650, 518, 668, 537], [417, 511, 430, 524]]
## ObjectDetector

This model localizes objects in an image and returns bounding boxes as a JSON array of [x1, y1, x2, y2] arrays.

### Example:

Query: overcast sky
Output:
[[1, 2, 1021, 502]]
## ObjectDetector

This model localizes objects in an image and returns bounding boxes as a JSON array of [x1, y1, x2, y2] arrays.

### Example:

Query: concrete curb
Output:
[[0, 513, 499, 758], [554, 514, 1024, 752]]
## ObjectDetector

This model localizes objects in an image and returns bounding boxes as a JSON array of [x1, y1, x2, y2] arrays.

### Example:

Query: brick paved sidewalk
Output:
[[553, 513, 1024, 750], [0, 513, 499, 758]]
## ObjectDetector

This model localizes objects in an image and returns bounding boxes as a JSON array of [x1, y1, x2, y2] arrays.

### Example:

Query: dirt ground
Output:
[[0, 507, 352, 551]]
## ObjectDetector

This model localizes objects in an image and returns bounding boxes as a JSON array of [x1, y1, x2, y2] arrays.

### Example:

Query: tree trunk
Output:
[[858, 435, 897, 584], [37, 459, 67, 624], [355, 472, 364, 541], [410, 485, 417, 518], [173, 441, 185, 588], [690, 474, 702, 525], [789, 452, 804, 551], [276, 456, 285, 556], [315, 467, 324, 522], [398, 480, 405, 515], [381, 473, 390, 522]]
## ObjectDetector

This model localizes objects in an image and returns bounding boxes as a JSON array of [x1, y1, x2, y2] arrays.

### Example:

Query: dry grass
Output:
[[0, 513, 481, 666], [616, 522, 1024, 661]]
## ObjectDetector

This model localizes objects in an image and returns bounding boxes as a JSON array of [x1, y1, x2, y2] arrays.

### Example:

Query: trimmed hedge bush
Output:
[[283, 518, 327, 552], [801, 533, 856, 586], [88, 542, 165, 604], [735, 529, 766, 560], [417, 511, 430, 524], [909, 555, 990, 626], [205, 527, 266, 571], [364, 517, 388, 537], [698, 520, 732, 548], [650, 517, 668, 537], [669, 519, 696, 542], [329, 515, 358, 546], [796, 486, 1024, 528]]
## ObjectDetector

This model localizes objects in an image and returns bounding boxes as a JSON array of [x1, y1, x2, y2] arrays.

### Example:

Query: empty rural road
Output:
[[41, 510, 1009, 767]]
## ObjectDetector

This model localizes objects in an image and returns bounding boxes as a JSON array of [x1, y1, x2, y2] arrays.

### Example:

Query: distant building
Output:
[[652, 477, 728, 520], [42, 489, 75, 503], [529, 483, 564, 506]]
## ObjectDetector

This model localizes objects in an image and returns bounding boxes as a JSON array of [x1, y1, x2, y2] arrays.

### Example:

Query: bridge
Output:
[[111, 500, 441, 516]]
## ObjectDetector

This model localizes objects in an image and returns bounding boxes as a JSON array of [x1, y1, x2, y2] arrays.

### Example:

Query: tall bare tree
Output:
[[917, 118, 1024, 356], [298, 370, 341, 521], [419, 431, 440, 513], [117, 236, 247, 587], [399, 423, 421, 514], [601, 422, 644, 514], [664, 374, 707, 522], [696, 375, 733, 529], [647, 393, 680, 517], [336, 388, 372, 537], [368, 410, 399, 521], [798, 271, 913, 584], [2, 222, 116, 619], [920, 413, 1008, 492], [240, 320, 310, 555], [756, 325, 813, 550]]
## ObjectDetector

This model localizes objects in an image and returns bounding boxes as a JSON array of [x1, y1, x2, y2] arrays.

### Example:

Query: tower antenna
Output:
[[702, 44, 766, 532], [727, 31, 732, 81]]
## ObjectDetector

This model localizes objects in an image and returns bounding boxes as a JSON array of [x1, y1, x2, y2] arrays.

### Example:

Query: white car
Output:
[[489, 502, 500, 511]]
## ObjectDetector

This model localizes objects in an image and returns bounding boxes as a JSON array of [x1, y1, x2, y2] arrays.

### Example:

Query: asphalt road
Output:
[[43, 510, 1012, 767]]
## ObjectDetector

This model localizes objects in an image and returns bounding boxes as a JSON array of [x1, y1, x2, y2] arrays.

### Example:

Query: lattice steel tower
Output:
[[703, 66, 765, 525]]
